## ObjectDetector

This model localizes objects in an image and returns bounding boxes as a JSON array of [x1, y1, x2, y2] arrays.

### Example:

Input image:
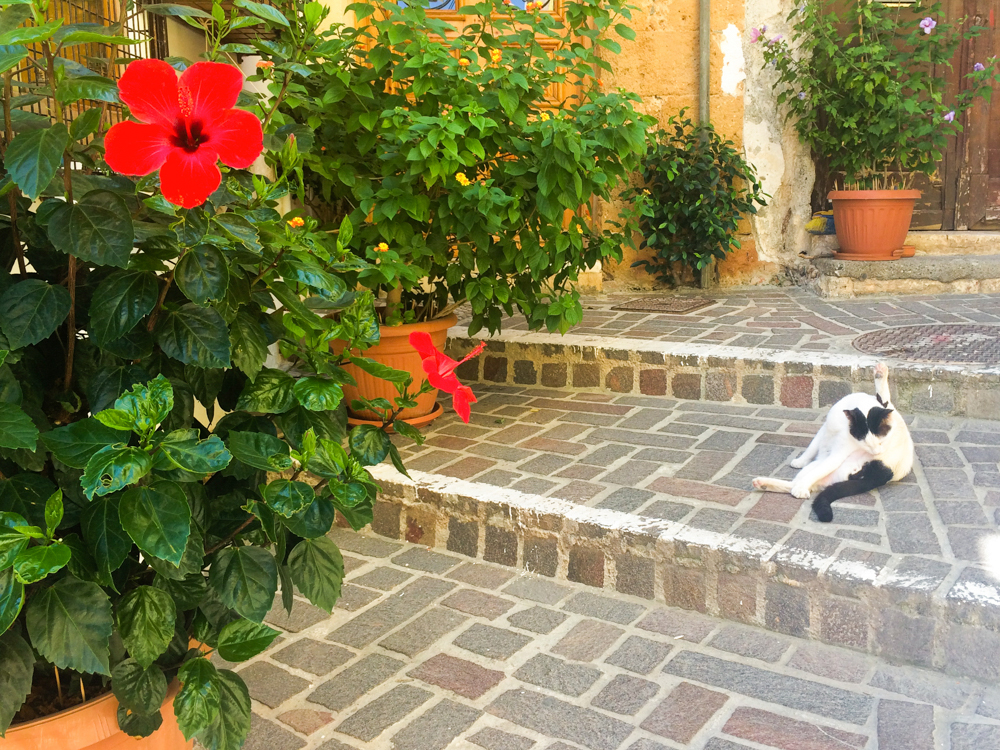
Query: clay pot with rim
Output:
[[0, 682, 188, 750], [828, 189, 921, 261], [331, 314, 457, 427]]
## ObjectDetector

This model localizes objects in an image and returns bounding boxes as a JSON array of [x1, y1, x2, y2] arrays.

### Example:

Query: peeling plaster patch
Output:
[[719, 24, 745, 96], [743, 119, 784, 200]]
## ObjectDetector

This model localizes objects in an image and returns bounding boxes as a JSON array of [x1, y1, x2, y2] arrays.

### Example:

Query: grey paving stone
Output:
[[601, 460, 662, 486], [514, 654, 602, 697], [392, 547, 462, 574], [591, 674, 659, 716], [328, 528, 402, 557], [448, 561, 516, 589], [243, 714, 307, 750], [265, 598, 332, 632], [924, 468, 977, 500], [552, 619, 624, 661], [664, 650, 874, 725], [948, 527, 995, 562], [702, 740, 755, 750], [879, 483, 926, 511], [606, 635, 673, 675], [950, 723, 1000, 750], [639, 499, 694, 521], [240, 662, 309, 708], [915, 445, 965, 468], [507, 605, 569, 634], [709, 625, 790, 662], [627, 741, 673, 750], [688, 508, 741, 533], [561, 592, 645, 625], [443, 589, 516, 619], [870, 666, 973, 709], [390, 699, 481, 750], [350, 567, 412, 591], [518, 454, 573, 474], [379, 607, 468, 657], [885, 513, 941, 555], [336, 584, 382, 612], [579, 444, 635, 466], [883, 556, 952, 594], [271, 639, 354, 676], [309, 654, 405, 711], [455, 623, 532, 660], [697, 430, 750, 452], [488, 689, 634, 750], [637, 609, 715, 643], [335, 685, 432, 741], [504, 576, 571, 605], [327, 578, 456, 648], [877, 700, 934, 750], [315, 739, 359, 750], [731, 519, 789, 545], [469, 728, 537, 750], [595, 487, 654, 512]]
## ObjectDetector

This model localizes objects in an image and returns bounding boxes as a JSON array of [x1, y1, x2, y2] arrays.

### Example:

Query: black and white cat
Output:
[[753, 363, 914, 522]]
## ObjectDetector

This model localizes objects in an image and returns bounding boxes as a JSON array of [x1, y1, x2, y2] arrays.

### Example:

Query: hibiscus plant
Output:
[[272, 0, 652, 335], [0, 0, 443, 747]]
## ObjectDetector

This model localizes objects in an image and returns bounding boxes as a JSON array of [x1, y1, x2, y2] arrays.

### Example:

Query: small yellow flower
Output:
[[575, 224, 583, 233], [458, 58, 471, 67], [375, 242, 389, 252], [489, 48, 503, 63], [539, 112, 550, 121], [455, 172, 471, 186], [287, 217, 305, 228]]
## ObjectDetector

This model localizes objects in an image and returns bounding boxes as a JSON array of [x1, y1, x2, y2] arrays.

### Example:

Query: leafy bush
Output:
[[629, 112, 767, 282], [275, 0, 652, 334], [757, 0, 999, 188]]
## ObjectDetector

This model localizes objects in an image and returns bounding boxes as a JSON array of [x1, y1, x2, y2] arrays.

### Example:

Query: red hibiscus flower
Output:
[[104, 59, 263, 209], [409, 332, 485, 422]]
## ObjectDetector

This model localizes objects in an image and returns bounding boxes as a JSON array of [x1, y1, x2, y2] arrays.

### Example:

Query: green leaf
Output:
[[208, 546, 277, 623], [262, 479, 314, 518], [0, 629, 33, 735], [0, 568, 24, 636], [0, 475, 53, 527], [213, 214, 261, 252], [392, 419, 425, 446], [13, 542, 70, 583], [198, 670, 251, 750], [0, 279, 71, 349], [288, 537, 343, 612], [0, 17, 63, 45], [120, 481, 192, 567], [281, 495, 335, 538], [89, 271, 158, 346], [93, 408, 137, 432], [70, 107, 102, 141], [56, 75, 119, 104], [175, 657, 221, 740], [348, 424, 391, 466], [57, 24, 145, 46], [147, 525, 203, 582], [143, 3, 215, 18], [234, 0, 290, 26], [229, 310, 268, 382], [0, 401, 37, 451], [117, 586, 177, 668], [114, 374, 173, 433], [44, 488, 63, 538], [306, 437, 347, 478], [157, 304, 231, 368], [112, 659, 167, 715], [154, 572, 206, 611], [26, 576, 113, 675], [348, 355, 410, 384], [87, 364, 149, 413], [176, 245, 229, 306], [41, 417, 128, 469], [81, 495, 131, 583], [217, 618, 279, 662], [81, 444, 152, 500], [293, 376, 343, 412], [117, 704, 162, 738], [4, 122, 68, 199], [159, 433, 232, 474], [236, 368, 295, 414], [225, 431, 292, 472], [0, 50, 26, 76], [47, 190, 134, 267]]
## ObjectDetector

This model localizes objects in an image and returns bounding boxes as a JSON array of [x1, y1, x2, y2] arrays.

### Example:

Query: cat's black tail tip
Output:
[[812, 497, 834, 523]]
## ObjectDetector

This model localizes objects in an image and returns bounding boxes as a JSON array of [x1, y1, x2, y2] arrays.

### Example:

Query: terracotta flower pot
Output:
[[828, 189, 921, 261], [332, 314, 457, 425], [1, 683, 188, 750]]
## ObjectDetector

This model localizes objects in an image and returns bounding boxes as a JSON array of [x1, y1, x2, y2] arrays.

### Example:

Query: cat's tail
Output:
[[812, 460, 894, 523]]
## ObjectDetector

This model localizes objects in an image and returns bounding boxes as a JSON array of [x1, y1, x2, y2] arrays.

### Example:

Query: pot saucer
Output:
[[832, 244, 915, 261], [347, 402, 444, 432]]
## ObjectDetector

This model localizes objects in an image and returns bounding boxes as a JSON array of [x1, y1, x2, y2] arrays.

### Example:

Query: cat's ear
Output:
[[844, 408, 868, 440], [867, 406, 894, 437]]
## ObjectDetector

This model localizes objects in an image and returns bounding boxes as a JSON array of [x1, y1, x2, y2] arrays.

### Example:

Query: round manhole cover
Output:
[[853, 325, 1000, 364]]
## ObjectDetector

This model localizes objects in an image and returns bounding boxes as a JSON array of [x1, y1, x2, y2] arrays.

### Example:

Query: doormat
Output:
[[853, 324, 1000, 365], [610, 297, 716, 314]]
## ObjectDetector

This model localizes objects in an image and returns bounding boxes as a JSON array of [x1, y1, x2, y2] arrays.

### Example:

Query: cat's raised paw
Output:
[[790, 482, 811, 499], [790, 456, 808, 469], [752, 477, 767, 490], [874, 363, 888, 380]]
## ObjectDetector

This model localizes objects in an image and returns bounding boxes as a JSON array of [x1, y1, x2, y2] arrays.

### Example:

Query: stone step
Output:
[[811, 254, 1000, 298], [910, 231, 1000, 256]]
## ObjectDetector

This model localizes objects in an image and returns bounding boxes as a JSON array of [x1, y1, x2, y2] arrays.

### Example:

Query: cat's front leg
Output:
[[790, 452, 849, 499], [874, 363, 892, 407]]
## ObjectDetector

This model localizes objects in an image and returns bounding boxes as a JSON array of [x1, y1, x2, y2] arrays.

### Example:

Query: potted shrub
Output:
[[758, 0, 999, 260], [627, 110, 768, 285], [273, 0, 652, 423], [0, 1, 470, 748]]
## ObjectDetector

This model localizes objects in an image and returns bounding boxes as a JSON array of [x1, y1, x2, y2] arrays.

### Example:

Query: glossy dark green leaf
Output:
[[88, 271, 158, 346], [217, 618, 280, 662], [292, 376, 343, 412], [117, 704, 162, 738], [274, 406, 345, 449], [175, 657, 221, 740], [4, 122, 68, 199], [117, 586, 177, 668], [0, 401, 37, 451], [281, 495, 335, 539], [262, 479, 314, 518], [229, 310, 268, 382], [306, 437, 348, 478], [147, 525, 203, 582], [47, 190, 135, 267], [198, 670, 251, 750], [347, 354, 411, 384], [112, 659, 167, 715], [185, 365, 225, 418], [143, 3, 214, 18], [81, 444, 152, 500], [392, 419, 425, 446], [87, 365, 149, 413], [176, 245, 229, 306], [234, 0, 289, 26], [13, 542, 70, 583], [0, 279, 71, 350], [44, 488, 63, 538], [153, 572, 207, 611], [0, 629, 33, 735], [330, 493, 373, 531], [208, 546, 277, 623], [113, 373, 173, 433], [348, 424, 391, 466], [225, 431, 292, 472], [213, 214, 261, 251], [41, 417, 129, 469], [288, 537, 343, 612], [0, 474, 56, 527], [235, 368, 296, 414], [26, 576, 113, 675], [0, 568, 24, 636], [159, 432, 232, 474], [56, 75, 120, 104], [157, 304, 231, 368], [81, 495, 131, 583], [120, 481, 192, 567]]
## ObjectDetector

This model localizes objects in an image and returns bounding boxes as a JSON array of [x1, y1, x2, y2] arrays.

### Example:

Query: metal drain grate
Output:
[[853, 325, 1000, 364], [610, 297, 716, 314]]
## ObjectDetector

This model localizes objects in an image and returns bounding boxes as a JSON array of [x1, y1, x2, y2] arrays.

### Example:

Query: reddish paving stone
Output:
[[438, 457, 496, 479], [525, 398, 632, 416], [442, 589, 515, 619], [640, 369, 667, 396], [645, 477, 747, 507], [757, 433, 813, 448], [518, 437, 588, 455], [409, 653, 506, 699], [426, 435, 477, 451], [277, 709, 333, 735], [552, 620, 624, 662], [746, 493, 802, 523], [723, 707, 868, 750], [877, 700, 935, 750], [568, 546, 605, 587], [780, 376, 814, 409], [640, 682, 729, 743], [637, 609, 716, 642]]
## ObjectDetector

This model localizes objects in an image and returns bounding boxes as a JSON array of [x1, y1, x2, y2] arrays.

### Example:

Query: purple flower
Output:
[[750, 26, 765, 43], [943, 110, 955, 122], [769, 35, 783, 44], [919, 16, 936, 34], [974, 62, 986, 72], [797, 91, 807, 100]]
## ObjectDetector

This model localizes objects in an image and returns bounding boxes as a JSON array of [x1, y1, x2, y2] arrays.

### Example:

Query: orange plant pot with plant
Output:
[[828, 189, 921, 261]]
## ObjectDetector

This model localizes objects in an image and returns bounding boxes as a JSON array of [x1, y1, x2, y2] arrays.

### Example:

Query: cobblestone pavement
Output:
[[396, 383, 1000, 580], [232, 532, 1000, 750]]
